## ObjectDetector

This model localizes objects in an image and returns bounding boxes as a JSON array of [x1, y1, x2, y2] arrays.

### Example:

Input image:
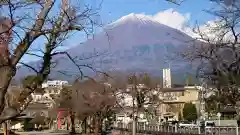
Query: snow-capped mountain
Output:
[[17, 13, 198, 84]]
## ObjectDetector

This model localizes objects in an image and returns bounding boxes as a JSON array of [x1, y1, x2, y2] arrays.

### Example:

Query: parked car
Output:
[[11, 123, 24, 131], [205, 121, 216, 134]]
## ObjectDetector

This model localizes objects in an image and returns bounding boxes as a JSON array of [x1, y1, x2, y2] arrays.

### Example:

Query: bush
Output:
[[183, 103, 197, 122], [23, 118, 34, 131]]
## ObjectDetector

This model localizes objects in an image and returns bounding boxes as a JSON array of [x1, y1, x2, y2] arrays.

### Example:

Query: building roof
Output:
[[29, 115, 46, 124], [160, 86, 200, 92], [24, 103, 49, 110], [163, 101, 185, 104], [160, 87, 185, 92], [220, 105, 236, 114]]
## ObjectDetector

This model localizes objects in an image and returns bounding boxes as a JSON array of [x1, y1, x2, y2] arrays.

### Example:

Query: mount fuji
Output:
[[17, 13, 198, 84]]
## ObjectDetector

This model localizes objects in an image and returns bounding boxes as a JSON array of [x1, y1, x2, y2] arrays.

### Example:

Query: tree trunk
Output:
[[93, 115, 100, 135], [81, 118, 87, 133], [92, 116, 96, 134], [87, 116, 92, 133], [2, 122, 8, 135], [48, 119, 52, 130], [70, 112, 75, 134], [0, 67, 13, 117]]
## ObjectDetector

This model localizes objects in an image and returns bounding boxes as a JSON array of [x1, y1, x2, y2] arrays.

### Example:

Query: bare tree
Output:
[[113, 73, 161, 135], [166, 0, 235, 6], [0, 0, 103, 125], [53, 85, 74, 132], [71, 79, 117, 135], [182, 1, 240, 111], [53, 78, 118, 134]]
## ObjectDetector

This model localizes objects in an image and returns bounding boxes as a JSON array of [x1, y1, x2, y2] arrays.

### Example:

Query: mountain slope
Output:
[[17, 13, 198, 84]]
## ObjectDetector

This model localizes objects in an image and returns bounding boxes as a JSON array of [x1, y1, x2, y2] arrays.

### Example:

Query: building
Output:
[[42, 80, 68, 88], [5, 81, 69, 130], [115, 84, 153, 125], [158, 86, 200, 122], [31, 80, 69, 103], [163, 68, 171, 88], [27, 80, 69, 117]]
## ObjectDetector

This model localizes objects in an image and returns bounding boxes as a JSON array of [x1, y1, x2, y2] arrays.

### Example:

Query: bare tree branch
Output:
[[0, 0, 103, 124]]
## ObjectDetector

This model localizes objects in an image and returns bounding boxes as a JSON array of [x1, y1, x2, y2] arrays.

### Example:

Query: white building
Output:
[[31, 80, 68, 105], [115, 84, 155, 124], [42, 80, 68, 88], [163, 68, 171, 88], [116, 84, 151, 107], [31, 91, 55, 105]]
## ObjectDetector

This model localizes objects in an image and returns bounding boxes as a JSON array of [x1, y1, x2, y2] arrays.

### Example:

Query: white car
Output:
[[11, 123, 24, 131]]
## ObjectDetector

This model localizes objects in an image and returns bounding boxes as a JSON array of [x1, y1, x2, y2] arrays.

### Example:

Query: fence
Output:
[[114, 122, 240, 135]]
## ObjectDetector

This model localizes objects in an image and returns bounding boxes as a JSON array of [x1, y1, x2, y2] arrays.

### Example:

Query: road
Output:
[[16, 132, 68, 135], [12, 130, 70, 135]]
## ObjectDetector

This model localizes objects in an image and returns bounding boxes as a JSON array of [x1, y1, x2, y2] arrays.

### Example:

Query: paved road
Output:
[[14, 130, 70, 135], [16, 132, 69, 135]]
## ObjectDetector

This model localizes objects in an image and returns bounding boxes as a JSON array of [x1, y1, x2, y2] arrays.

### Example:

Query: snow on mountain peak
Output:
[[107, 11, 195, 38], [110, 13, 159, 26], [120, 13, 151, 22]]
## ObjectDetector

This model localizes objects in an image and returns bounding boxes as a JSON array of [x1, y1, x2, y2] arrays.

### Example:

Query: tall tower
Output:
[[163, 68, 171, 88]]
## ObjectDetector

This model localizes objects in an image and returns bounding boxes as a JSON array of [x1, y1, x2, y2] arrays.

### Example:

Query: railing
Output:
[[115, 123, 198, 134], [205, 127, 238, 135], [114, 122, 240, 135]]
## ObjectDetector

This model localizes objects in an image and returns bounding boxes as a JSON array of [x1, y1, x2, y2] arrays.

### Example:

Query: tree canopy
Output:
[[183, 103, 198, 122]]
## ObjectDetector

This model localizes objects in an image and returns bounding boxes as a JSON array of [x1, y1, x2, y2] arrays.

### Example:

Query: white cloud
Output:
[[152, 8, 191, 32], [149, 9, 219, 40], [150, 9, 234, 41], [137, 8, 196, 37]]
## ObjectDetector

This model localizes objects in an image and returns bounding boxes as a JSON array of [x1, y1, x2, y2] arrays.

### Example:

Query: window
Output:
[[181, 92, 184, 96]]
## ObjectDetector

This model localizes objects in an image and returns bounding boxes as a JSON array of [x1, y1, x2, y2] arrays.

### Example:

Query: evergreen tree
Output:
[[183, 103, 198, 122]]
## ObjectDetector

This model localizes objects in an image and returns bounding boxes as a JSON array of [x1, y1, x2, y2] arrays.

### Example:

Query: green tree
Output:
[[183, 103, 197, 122]]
